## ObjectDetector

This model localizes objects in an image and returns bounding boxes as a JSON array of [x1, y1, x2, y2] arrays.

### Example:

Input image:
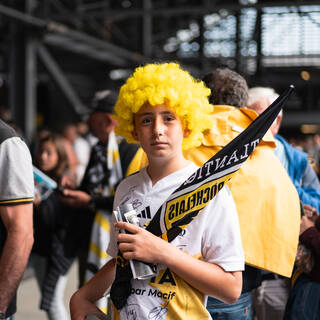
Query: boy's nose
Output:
[[153, 119, 165, 136]]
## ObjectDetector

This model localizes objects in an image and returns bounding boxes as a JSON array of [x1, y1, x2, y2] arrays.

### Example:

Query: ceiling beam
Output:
[[0, 4, 148, 65], [55, 1, 320, 22]]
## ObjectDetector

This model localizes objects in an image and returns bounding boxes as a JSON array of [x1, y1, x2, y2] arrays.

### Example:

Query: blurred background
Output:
[[0, 0, 320, 142], [0, 1, 320, 317]]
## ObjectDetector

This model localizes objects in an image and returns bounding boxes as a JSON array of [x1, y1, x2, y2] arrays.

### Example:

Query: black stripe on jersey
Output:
[[146, 206, 151, 219], [141, 209, 146, 219], [0, 198, 34, 205], [137, 206, 151, 219]]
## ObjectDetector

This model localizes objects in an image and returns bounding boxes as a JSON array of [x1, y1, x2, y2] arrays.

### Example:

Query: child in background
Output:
[[32, 133, 76, 320], [70, 62, 244, 320], [34, 133, 70, 182]]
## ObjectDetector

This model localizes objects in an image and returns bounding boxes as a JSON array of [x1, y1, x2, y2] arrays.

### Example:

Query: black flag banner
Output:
[[146, 85, 295, 242], [110, 85, 295, 310]]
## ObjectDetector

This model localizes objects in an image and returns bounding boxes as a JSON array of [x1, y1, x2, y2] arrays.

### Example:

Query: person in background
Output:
[[247, 88, 320, 211], [60, 90, 143, 313], [32, 133, 78, 320], [0, 118, 34, 320], [284, 204, 320, 320], [34, 133, 73, 183], [61, 122, 91, 186], [183, 68, 300, 320], [247, 86, 320, 320], [310, 133, 320, 178], [248, 87, 320, 211], [76, 120, 97, 148], [59, 124, 79, 184]]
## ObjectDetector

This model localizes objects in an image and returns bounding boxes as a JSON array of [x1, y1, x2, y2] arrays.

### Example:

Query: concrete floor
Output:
[[15, 261, 78, 320]]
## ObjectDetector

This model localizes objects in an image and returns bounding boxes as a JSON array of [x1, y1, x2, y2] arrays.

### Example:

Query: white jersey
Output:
[[108, 162, 244, 320], [0, 136, 34, 204]]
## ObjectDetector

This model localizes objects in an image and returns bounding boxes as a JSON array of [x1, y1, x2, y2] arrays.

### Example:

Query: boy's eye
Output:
[[164, 115, 175, 122], [141, 118, 152, 124]]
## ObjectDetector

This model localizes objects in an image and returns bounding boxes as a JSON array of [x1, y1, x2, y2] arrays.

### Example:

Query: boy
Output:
[[70, 63, 244, 320]]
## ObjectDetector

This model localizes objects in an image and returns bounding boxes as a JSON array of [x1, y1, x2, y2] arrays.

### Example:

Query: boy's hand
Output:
[[116, 221, 171, 265]]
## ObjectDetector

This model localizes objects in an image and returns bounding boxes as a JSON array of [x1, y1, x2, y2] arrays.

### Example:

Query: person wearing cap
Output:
[[60, 90, 145, 312]]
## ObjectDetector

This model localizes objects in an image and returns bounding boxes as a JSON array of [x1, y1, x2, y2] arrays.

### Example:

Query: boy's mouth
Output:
[[151, 141, 168, 146]]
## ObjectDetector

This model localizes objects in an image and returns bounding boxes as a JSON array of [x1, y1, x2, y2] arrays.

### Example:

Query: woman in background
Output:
[[32, 133, 77, 320]]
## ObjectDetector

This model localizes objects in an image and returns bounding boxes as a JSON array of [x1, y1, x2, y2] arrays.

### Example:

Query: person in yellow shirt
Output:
[[183, 68, 300, 320]]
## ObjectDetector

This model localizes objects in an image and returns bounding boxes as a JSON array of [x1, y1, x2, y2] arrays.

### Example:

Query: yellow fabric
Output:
[[291, 269, 304, 287], [89, 242, 109, 259], [126, 147, 148, 176], [184, 105, 300, 277], [95, 211, 110, 233]]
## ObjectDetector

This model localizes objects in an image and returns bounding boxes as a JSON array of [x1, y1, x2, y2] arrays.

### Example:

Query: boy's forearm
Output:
[[77, 258, 116, 302], [70, 259, 116, 319], [159, 244, 242, 304]]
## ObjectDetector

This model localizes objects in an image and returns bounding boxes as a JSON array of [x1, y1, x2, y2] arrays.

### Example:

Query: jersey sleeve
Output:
[[201, 185, 245, 272], [0, 137, 34, 205]]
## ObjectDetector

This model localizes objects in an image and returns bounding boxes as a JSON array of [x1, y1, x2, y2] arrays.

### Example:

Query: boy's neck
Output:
[[147, 155, 190, 186]]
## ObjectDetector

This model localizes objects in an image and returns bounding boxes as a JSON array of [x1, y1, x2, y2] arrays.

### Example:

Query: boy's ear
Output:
[[183, 128, 191, 138]]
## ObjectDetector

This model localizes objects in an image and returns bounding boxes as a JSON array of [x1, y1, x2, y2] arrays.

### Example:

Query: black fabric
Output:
[[33, 192, 80, 311], [242, 265, 262, 293], [33, 193, 81, 256], [260, 272, 285, 282], [91, 195, 114, 210], [110, 251, 134, 310], [0, 119, 18, 318], [83, 141, 110, 196]]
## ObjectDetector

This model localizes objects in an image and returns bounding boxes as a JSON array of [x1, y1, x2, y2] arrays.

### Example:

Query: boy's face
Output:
[[132, 103, 185, 161]]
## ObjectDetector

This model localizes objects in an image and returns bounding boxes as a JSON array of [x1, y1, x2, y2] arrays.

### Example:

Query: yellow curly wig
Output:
[[113, 62, 213, 150]]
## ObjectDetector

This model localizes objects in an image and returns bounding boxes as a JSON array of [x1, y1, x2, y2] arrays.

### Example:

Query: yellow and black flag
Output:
[[146, 85, 295, 242]]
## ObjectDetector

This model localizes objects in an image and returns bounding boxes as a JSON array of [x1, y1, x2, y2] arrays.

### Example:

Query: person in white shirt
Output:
[[69, 62, 244, 320]]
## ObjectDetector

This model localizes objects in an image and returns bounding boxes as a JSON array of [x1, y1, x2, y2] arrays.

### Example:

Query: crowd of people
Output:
[[0, 63, 319, 320]]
